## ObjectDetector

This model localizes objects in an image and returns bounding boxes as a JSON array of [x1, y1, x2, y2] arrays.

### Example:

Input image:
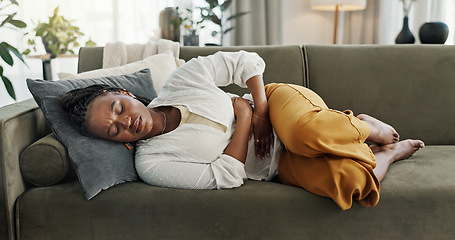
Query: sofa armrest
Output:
[[0, 99, 51, 240], [77, 46, 104, 73]]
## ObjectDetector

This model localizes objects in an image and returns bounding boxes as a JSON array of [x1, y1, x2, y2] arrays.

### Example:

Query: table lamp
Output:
[[310, 0, 367, 44]]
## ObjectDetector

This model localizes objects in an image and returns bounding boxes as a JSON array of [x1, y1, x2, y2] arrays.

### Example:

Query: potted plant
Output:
[[25, 6, 95, 58], [200, 0, 248, 46], [0, 0, 27, 100], [177, 7, 205, 46]]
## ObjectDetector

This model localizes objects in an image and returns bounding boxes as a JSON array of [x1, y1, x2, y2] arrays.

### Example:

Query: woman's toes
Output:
[[359, 114, 399, 146]]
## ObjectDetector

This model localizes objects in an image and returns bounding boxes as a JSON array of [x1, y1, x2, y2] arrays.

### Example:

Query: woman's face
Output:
[[86, 92, 154, 142]]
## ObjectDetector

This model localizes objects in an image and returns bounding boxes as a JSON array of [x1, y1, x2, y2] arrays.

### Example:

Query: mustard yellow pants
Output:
[[265, 83, 380, 210]]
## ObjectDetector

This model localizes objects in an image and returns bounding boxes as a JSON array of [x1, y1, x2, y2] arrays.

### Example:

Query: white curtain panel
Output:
[[231, 0, 282, 45]]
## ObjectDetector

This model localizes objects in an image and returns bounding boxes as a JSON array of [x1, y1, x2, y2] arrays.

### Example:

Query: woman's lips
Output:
[[134, 116, 142, 133]]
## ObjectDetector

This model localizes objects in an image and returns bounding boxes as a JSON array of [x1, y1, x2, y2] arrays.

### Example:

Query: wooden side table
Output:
[[29, 54, 78, 80]]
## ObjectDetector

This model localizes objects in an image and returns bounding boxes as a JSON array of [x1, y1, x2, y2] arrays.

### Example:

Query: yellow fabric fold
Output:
[[265, 83, 379, 210]]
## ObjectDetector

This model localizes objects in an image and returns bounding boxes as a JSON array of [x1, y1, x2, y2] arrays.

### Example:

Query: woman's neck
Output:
[[144, 106, 181, 139]]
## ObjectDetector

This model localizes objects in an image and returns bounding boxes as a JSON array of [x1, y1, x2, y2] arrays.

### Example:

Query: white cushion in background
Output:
[[57, 51, 177, 94]]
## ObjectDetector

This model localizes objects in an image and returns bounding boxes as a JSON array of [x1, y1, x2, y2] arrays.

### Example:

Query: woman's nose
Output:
[[119, 116, 132, 129]]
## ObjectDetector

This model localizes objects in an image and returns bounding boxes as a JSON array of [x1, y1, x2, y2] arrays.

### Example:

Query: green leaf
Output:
[[49, 15, 56, 27], [0, 43, 14, 66], [205, 0, 219, 9], [0, 14, 14, 28], [8, 19, 27, 28], [227, 12, 249, 21], [4, 42, 27, 65], [210, 14, 222, 25], [35, 27, 46, 36], [53, 6, 60, 16], [85, 39, 96, 47], [10, 0, 19, 5], [224, 27, 234, 34], [220, 0, 233, 11], [22, 49, 30, 55], [1, 74, 16, 100]]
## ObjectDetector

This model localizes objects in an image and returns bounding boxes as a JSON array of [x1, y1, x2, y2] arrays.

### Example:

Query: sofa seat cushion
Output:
[[16, 146, 455, 240]]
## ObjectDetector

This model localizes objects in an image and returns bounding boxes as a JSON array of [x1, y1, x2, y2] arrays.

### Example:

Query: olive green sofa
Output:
[[1, 45, 455, 240]]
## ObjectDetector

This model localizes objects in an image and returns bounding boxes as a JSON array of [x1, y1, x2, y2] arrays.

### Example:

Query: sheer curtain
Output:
[[343, 0, 455, 44], [231, 0, 282, 45]]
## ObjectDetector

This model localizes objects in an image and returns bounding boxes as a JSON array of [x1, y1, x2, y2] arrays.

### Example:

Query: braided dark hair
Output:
[[60, 84, 151, 136]]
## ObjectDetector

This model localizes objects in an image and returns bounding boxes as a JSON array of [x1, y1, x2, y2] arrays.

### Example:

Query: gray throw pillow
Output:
[[26, 68, 157, 199]]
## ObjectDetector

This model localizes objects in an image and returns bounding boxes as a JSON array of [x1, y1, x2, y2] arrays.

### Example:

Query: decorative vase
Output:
[[419, 22, 449, 44], [395, 16, 415, 44], [41, 37, 60, 58], [183, 34, 199, 46], [159, 7, 180, 42]]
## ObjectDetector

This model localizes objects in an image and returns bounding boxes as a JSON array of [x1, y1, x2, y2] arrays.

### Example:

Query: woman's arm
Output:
[[223, 97, 252, 163], [247, 75, 268, 118], [137, 161, 217, 190], [246, 75, 274, 159], [197, 51, 266, 88], [137, 155, 246, 190], [195, 51, 273, 159]]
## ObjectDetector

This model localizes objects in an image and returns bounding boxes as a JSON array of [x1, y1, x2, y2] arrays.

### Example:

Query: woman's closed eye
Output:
[[114, 101, 123, 115], [108, 125, 120, 137], [114, 126, 120, 136], [119, 105, 123, 115], [107, 101, 123, 137]]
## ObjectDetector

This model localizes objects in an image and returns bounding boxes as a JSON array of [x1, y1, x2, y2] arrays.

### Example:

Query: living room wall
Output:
[[282, 0, 334, 45]]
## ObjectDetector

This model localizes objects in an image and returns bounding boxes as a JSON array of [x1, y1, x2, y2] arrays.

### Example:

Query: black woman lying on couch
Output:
[[60, 51, 424, 210]]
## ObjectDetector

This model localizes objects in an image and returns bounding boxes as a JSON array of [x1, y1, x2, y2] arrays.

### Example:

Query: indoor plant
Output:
[[200, 0, 248, 46], [177, 7, 205, 46], [0, 0, 27, 100], [25, 6, 95, 58]]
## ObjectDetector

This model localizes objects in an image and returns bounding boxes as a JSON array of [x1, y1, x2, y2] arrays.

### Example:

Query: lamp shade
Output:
[[310, 0, 366, 11]]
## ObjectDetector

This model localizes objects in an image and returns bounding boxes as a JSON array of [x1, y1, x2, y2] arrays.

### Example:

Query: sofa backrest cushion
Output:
[[179, 45, 307, 94], [64, 52, 177, 95], [78, 45, 307, 96], [304, 45, 455, 145]]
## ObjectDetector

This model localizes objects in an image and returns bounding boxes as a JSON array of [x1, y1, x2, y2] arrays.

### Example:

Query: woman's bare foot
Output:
[[357, 114, 399, 145], [377, 139, 425, 163], [372, 139, 425, 182], [369, 145, 381, 153]]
